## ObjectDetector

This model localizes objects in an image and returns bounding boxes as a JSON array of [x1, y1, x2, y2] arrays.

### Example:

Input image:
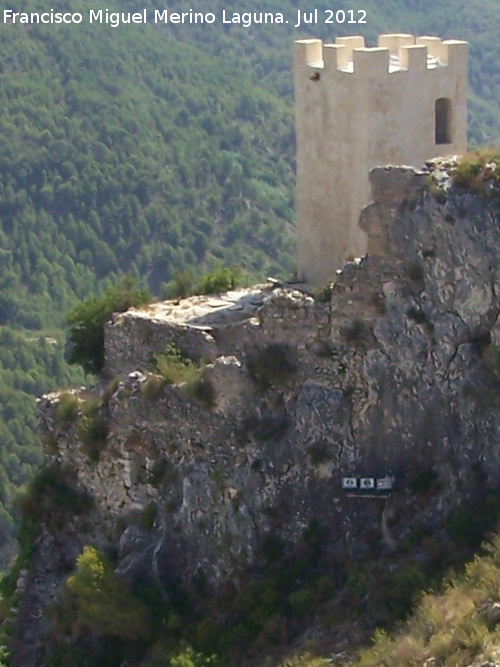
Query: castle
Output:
[[294, 33, 468, 285]]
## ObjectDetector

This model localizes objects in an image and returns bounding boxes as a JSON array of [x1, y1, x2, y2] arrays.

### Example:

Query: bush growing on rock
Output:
[[67, 276, 151, 374], [186, 376, 217, 408], [154, 344, 215, 406], [163, 268, 197, 299], [277, 655, 331, 667], [340, 318, 369, 344], [312, 282, 332, 303], [78, 397, 109, 462], [55, 392, 79, 423], [306, 440, 333, 466], [155, 344, 204, 386], [407, 262, 425, 285], [141, 373, 167, 402], [138, 643, 215, 667], [18, 465, 93, 542], [425, 174, 448, 203], [247, 343, 297, 387], [169, 646, 215, 666], [453, 149, 500, 192], [45, 545, 153, 662]]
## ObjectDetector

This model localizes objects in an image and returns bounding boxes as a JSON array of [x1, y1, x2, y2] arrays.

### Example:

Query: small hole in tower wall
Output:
[[310, 71, 321, 81], [435, 98, 452, 144]]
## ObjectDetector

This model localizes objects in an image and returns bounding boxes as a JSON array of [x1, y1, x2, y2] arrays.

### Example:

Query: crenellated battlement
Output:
[[295, 33, 468, 77], [294, 32, 468, 286]]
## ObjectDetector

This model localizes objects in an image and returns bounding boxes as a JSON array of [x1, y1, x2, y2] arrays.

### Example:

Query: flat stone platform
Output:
[[118, 286, 271, 330]]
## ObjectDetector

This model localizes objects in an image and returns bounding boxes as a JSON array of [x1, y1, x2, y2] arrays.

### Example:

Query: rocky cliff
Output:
[[10, 159, 500, 666]]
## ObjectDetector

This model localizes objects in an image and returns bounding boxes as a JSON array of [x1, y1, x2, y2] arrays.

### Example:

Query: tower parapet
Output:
[[294, 33, 468, 285], [294, 34, 468, 75]]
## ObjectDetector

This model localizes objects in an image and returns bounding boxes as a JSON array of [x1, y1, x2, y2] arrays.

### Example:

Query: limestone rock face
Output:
[[13, 161, 500, 665]]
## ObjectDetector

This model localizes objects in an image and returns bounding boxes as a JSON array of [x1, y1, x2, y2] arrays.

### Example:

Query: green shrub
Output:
[[453, 149, 500, 192], [67, 276, 151, 374], [306, 440, 333, 465], [480, 343, 500, 374], [55, 392, 79, 423], [78, 398, 109, 462], [0, 646, 9, 667], [141, 644, 215, 667], [341, 318, 369, 344], [64, 546, 153, 641], [409, 469, 439, 494], [313, 283, 332, 303], [247, 343, 296, 386], [81, 396, 100, 417], [148, 459, 179, 487], [140, 503, 156, 531], [170, 646, 215, 666], [350, 534, 500, 667], [101, 376, 121, 404], [407, 262, 425, 284], [196, 264, 241, 295], [163, 265, 242, 300], [380, 562, 427, 621], [185, 377, 216, 408], [155, 344, 204, 386], [138, 635, 217, 667], [242, 412, 289, 442], [155, 344, 215, 406], [370, 292, 386, 314], [287, 588, 315, 614], [141, 374, 167, 402], [163, 269, 196, 300], [278, 654, 331, 667], [445, 494, 500, 549], [428, 179, 447, 203], [17, 465, 93, 543], [406, 306, 427, 324]]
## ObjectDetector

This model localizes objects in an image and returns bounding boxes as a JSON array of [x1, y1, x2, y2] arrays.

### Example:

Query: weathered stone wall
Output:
[[104, 286, 332, 377], [104, 312, 218, 376], [38, 286, 344, 586], [15, 163, 500, 666], [39, 166, 500, 573]]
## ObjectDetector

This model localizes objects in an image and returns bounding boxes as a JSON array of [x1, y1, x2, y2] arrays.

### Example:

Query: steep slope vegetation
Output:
[[286, 534, 500, 667], [8, 160, 500, 666], [0, 0, 295, 562], [2, 0, 500, 570], [0, 6, 295, 332]]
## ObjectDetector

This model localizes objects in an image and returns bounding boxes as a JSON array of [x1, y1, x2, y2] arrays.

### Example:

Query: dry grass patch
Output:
[[353, 536, 500, 667], [141, 374, 166, 402], [155, 344, 205, 387], [78, 397, 109, 462], [55, 392, 79, 423], [453, 149, 500, 193], [154, 344, 215, 407], [277, 653, 331, 667]]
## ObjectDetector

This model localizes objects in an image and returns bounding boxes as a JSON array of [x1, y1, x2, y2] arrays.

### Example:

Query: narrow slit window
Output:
[[435, 98, 452, 144]]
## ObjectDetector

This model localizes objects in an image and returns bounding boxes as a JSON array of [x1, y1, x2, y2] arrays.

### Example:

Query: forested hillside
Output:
[[1, 0, 500, 567], [143, 0, 500, 144], [0, 0, 295, 563]]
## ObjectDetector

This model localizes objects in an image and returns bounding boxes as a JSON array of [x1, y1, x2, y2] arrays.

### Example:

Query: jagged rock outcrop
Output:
[[12, 159, 500, 666]]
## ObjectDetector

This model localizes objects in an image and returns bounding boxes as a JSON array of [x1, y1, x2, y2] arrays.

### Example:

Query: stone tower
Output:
[[294, 33, 468, 286]]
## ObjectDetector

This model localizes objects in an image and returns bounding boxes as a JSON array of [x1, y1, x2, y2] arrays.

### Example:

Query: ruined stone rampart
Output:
[[104, 285, 332, 378], [22, 162, 500, 667]]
